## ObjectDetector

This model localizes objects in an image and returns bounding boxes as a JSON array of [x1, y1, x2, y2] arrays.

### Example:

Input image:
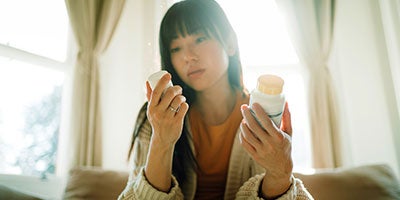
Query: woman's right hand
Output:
[[146, 73, 189, 146]]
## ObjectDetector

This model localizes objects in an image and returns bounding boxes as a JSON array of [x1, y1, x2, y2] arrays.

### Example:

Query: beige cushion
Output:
[[294, 164, 400, 200], [63, 164, 400, 200], [63, 167, 129, 200]]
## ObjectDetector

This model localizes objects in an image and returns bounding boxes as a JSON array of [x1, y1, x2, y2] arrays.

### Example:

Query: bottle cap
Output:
[[148, 70, 172, 90], [256, 74, 284, 95]]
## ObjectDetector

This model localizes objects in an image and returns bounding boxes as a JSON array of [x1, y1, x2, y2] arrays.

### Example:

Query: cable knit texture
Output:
[[119, 168, 184, 200], [118, 109, 313, 200], [235, 174, 313, 200]]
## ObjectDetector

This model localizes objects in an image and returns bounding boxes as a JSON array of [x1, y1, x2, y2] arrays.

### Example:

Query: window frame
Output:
[[0, 12, 74, 200]]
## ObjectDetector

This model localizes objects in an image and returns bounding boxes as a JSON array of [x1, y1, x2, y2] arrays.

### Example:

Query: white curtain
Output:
[[65, 0, 125, 168], [276, 0, 342, 168], [379, 0, 400, 171]]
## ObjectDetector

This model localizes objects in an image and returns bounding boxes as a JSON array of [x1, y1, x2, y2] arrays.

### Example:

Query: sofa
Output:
[[1, 164, 400, 200], [63, 163, 400, 200]]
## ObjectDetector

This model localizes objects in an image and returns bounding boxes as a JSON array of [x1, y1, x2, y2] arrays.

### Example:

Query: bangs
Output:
[[160, 1, 222, 47]]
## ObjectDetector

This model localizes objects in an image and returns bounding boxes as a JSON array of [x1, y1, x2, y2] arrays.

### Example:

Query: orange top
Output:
[[190, 92, 249, 200]]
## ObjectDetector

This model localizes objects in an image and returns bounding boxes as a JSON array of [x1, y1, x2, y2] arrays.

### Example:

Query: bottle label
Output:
[[268, 111, 283, 127], [268, 112, 283, 118], [250, 110, 283, 129], [249, 89, 285, 128]]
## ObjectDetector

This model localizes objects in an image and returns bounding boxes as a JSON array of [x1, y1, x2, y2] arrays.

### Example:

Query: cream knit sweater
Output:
[[118, 111, 313, 200]]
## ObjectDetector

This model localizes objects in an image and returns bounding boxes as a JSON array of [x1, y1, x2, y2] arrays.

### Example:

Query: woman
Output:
[[119, 0, 313, 199]]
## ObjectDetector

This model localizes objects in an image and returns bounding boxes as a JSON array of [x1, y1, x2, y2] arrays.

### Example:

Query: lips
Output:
[[187, 69, 205, 78]]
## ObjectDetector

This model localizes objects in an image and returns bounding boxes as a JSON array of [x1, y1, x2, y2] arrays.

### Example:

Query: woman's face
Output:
[[169, 31, 232, 92]]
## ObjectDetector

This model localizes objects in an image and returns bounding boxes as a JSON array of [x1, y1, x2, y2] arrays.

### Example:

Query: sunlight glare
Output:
[[217, 0, 299, 66]]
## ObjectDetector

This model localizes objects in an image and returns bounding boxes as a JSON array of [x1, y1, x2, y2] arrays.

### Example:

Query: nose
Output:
[[183, 46, 197, 62]]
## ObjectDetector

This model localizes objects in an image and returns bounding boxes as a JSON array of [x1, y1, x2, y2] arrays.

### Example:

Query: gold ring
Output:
[[169, 105, 177, 112]]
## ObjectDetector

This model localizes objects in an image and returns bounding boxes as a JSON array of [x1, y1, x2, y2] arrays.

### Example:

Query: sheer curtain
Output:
[[379, 0, 400, 172], [65, 0, 125, 168], [276, 0, 341, 168]]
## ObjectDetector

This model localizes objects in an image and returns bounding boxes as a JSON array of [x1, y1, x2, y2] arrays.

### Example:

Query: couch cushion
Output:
[[294, 164, 400, 200], [63, 164, 400, 200], [63, 167, 129, 200]]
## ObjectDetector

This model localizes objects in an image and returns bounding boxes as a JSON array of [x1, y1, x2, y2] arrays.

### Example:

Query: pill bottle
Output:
[[147, 70, 173, 91], [249, 74, 285, 127]]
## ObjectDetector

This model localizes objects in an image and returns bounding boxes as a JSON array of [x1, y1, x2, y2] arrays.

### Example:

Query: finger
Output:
[[158, 86, 183, 110], [149, 73, 172, 107], [239, 132, 257, 157], [167, 95, 186, 116], [146, 81, 152, 102], [251, 103, 281, 138], [280, 102, 292, 136], [241, 104, 269, 141], [240, 120, 263, 149], [175, 102, 189, 120]]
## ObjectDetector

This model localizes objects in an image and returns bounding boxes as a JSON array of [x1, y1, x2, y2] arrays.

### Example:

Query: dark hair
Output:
[[128, 0, 244, 185]]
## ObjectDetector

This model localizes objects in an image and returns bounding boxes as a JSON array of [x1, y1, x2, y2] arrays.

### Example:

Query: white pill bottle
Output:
[[147, 70, 173, 91], [249, 74, 286, 127]]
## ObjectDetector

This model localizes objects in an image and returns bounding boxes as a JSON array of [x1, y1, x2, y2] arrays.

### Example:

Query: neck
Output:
[[194, 73, 237, 125]]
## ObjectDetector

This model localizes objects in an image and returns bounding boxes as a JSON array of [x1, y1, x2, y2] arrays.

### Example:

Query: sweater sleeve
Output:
[[118, 167, 184, 200], [118, 108, 184, 200], [235, 174, 314, 200]]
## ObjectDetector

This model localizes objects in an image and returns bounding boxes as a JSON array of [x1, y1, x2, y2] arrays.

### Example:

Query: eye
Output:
[[196, 36, 207, 44], [170, 47, 180, 53]]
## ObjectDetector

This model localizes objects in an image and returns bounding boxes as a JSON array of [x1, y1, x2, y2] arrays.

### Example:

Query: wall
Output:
[[99, 0, 146, 171], [331, 0, 400, 177], [99, 0, 170, 171]]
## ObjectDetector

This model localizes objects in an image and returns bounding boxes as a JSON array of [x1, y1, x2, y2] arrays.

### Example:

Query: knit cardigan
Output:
[[118, 110, 313, 200]]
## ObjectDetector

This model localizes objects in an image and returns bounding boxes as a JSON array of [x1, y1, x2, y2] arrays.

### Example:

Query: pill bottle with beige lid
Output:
[[249, 74, 286, 127]]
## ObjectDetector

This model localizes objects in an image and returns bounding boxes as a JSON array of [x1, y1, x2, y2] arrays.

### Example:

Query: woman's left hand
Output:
[[240, 102, 293, 198]]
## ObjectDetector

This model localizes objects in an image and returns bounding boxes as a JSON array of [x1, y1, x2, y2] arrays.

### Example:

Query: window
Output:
[[0, 0, 69, 177], [217, 0, 312, 171]]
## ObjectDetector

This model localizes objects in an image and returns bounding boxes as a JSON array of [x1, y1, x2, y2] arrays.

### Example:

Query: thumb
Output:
[[146, 81, 152, 101], [280, 102, 292, 136]]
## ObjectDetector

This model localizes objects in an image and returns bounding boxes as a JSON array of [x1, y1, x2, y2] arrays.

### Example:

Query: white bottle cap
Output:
[[147, 70, 173, 90], [257, 74, 284, 95]]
